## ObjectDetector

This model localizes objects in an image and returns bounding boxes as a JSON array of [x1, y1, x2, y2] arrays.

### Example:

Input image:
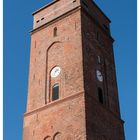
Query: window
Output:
[[97, 56, 101, 64], [82, 1, 88, 9], [97, 32, 99, 41], [36, 20, 40, 23], [103, 24, 109, 30], [54, 27, 57, 37], [33, 74, 36, 80], [52, 84, 59, 101], [96, 32, 104, 47], [98, 87, 103, 104]]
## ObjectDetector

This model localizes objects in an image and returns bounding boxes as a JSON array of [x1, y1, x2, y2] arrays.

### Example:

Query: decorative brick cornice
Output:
[[30, 6, 81, 35]]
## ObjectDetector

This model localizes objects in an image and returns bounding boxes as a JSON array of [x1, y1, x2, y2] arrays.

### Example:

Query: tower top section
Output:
[[32, 0, 111, 30]]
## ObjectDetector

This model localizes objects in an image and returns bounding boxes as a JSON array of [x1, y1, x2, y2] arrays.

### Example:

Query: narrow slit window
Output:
[[98, 87, 103, 104], [52, 83, 59, 101], [97, 56, 101, 64], [97, 32, 99, 41], [103, 24, 109, 30], [82, 1, 88, 9], [54, 27, 57, 37], [36, 20, 40, 23]]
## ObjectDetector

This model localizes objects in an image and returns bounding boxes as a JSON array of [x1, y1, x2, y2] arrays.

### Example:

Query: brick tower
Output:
[[23, 0, 125, 140]]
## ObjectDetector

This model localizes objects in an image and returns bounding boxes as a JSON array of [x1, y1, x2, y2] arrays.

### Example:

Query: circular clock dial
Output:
[[51, 66, 61, 78], [96, 70, 103, 82]]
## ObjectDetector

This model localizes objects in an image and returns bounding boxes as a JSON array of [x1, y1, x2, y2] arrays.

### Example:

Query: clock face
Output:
[[96, 70, 103, 82], [51, 66, 61, 78]]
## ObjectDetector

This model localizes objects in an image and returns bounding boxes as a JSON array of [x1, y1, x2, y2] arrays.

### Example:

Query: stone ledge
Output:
[[24, 91, 84, 117]]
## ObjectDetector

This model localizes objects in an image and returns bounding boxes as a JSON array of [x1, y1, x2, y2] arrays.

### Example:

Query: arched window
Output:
[[98, 87, 103, 104], [54, 27, 57, 37], [52, 83, 59, 101]]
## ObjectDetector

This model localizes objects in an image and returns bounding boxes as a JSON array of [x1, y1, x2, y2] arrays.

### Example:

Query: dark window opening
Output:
[[97, 56, 101, 64], [103, 24, 109, 30], [36, 20, 40, 23], [97, 32, 99, 41], [33, 74, 35, 80], [52, 84, 59, 101], [41, 17, 44, 20], [98, 87, 103, 104], [54, 27, 57, 37], [82, 1, 88, 9]]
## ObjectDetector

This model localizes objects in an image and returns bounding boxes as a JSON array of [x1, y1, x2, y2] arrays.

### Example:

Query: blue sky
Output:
[[3, 0, 137, 140]]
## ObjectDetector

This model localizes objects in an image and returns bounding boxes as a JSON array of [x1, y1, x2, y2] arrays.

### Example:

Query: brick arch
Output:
[[45, 42, 64, 104], [47, 41, 62, 52], [44, 136, 52, 140], [53, 132, 62, 140]]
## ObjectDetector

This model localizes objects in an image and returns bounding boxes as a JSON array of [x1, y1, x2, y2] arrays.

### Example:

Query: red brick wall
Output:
[[27, 9, 83, 112], [81, 6, 121, 117], [23, 0, 125, 140], [33, 0, 81, 29], [24, 93, 86, 140], [81, 1, 125, 139]]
